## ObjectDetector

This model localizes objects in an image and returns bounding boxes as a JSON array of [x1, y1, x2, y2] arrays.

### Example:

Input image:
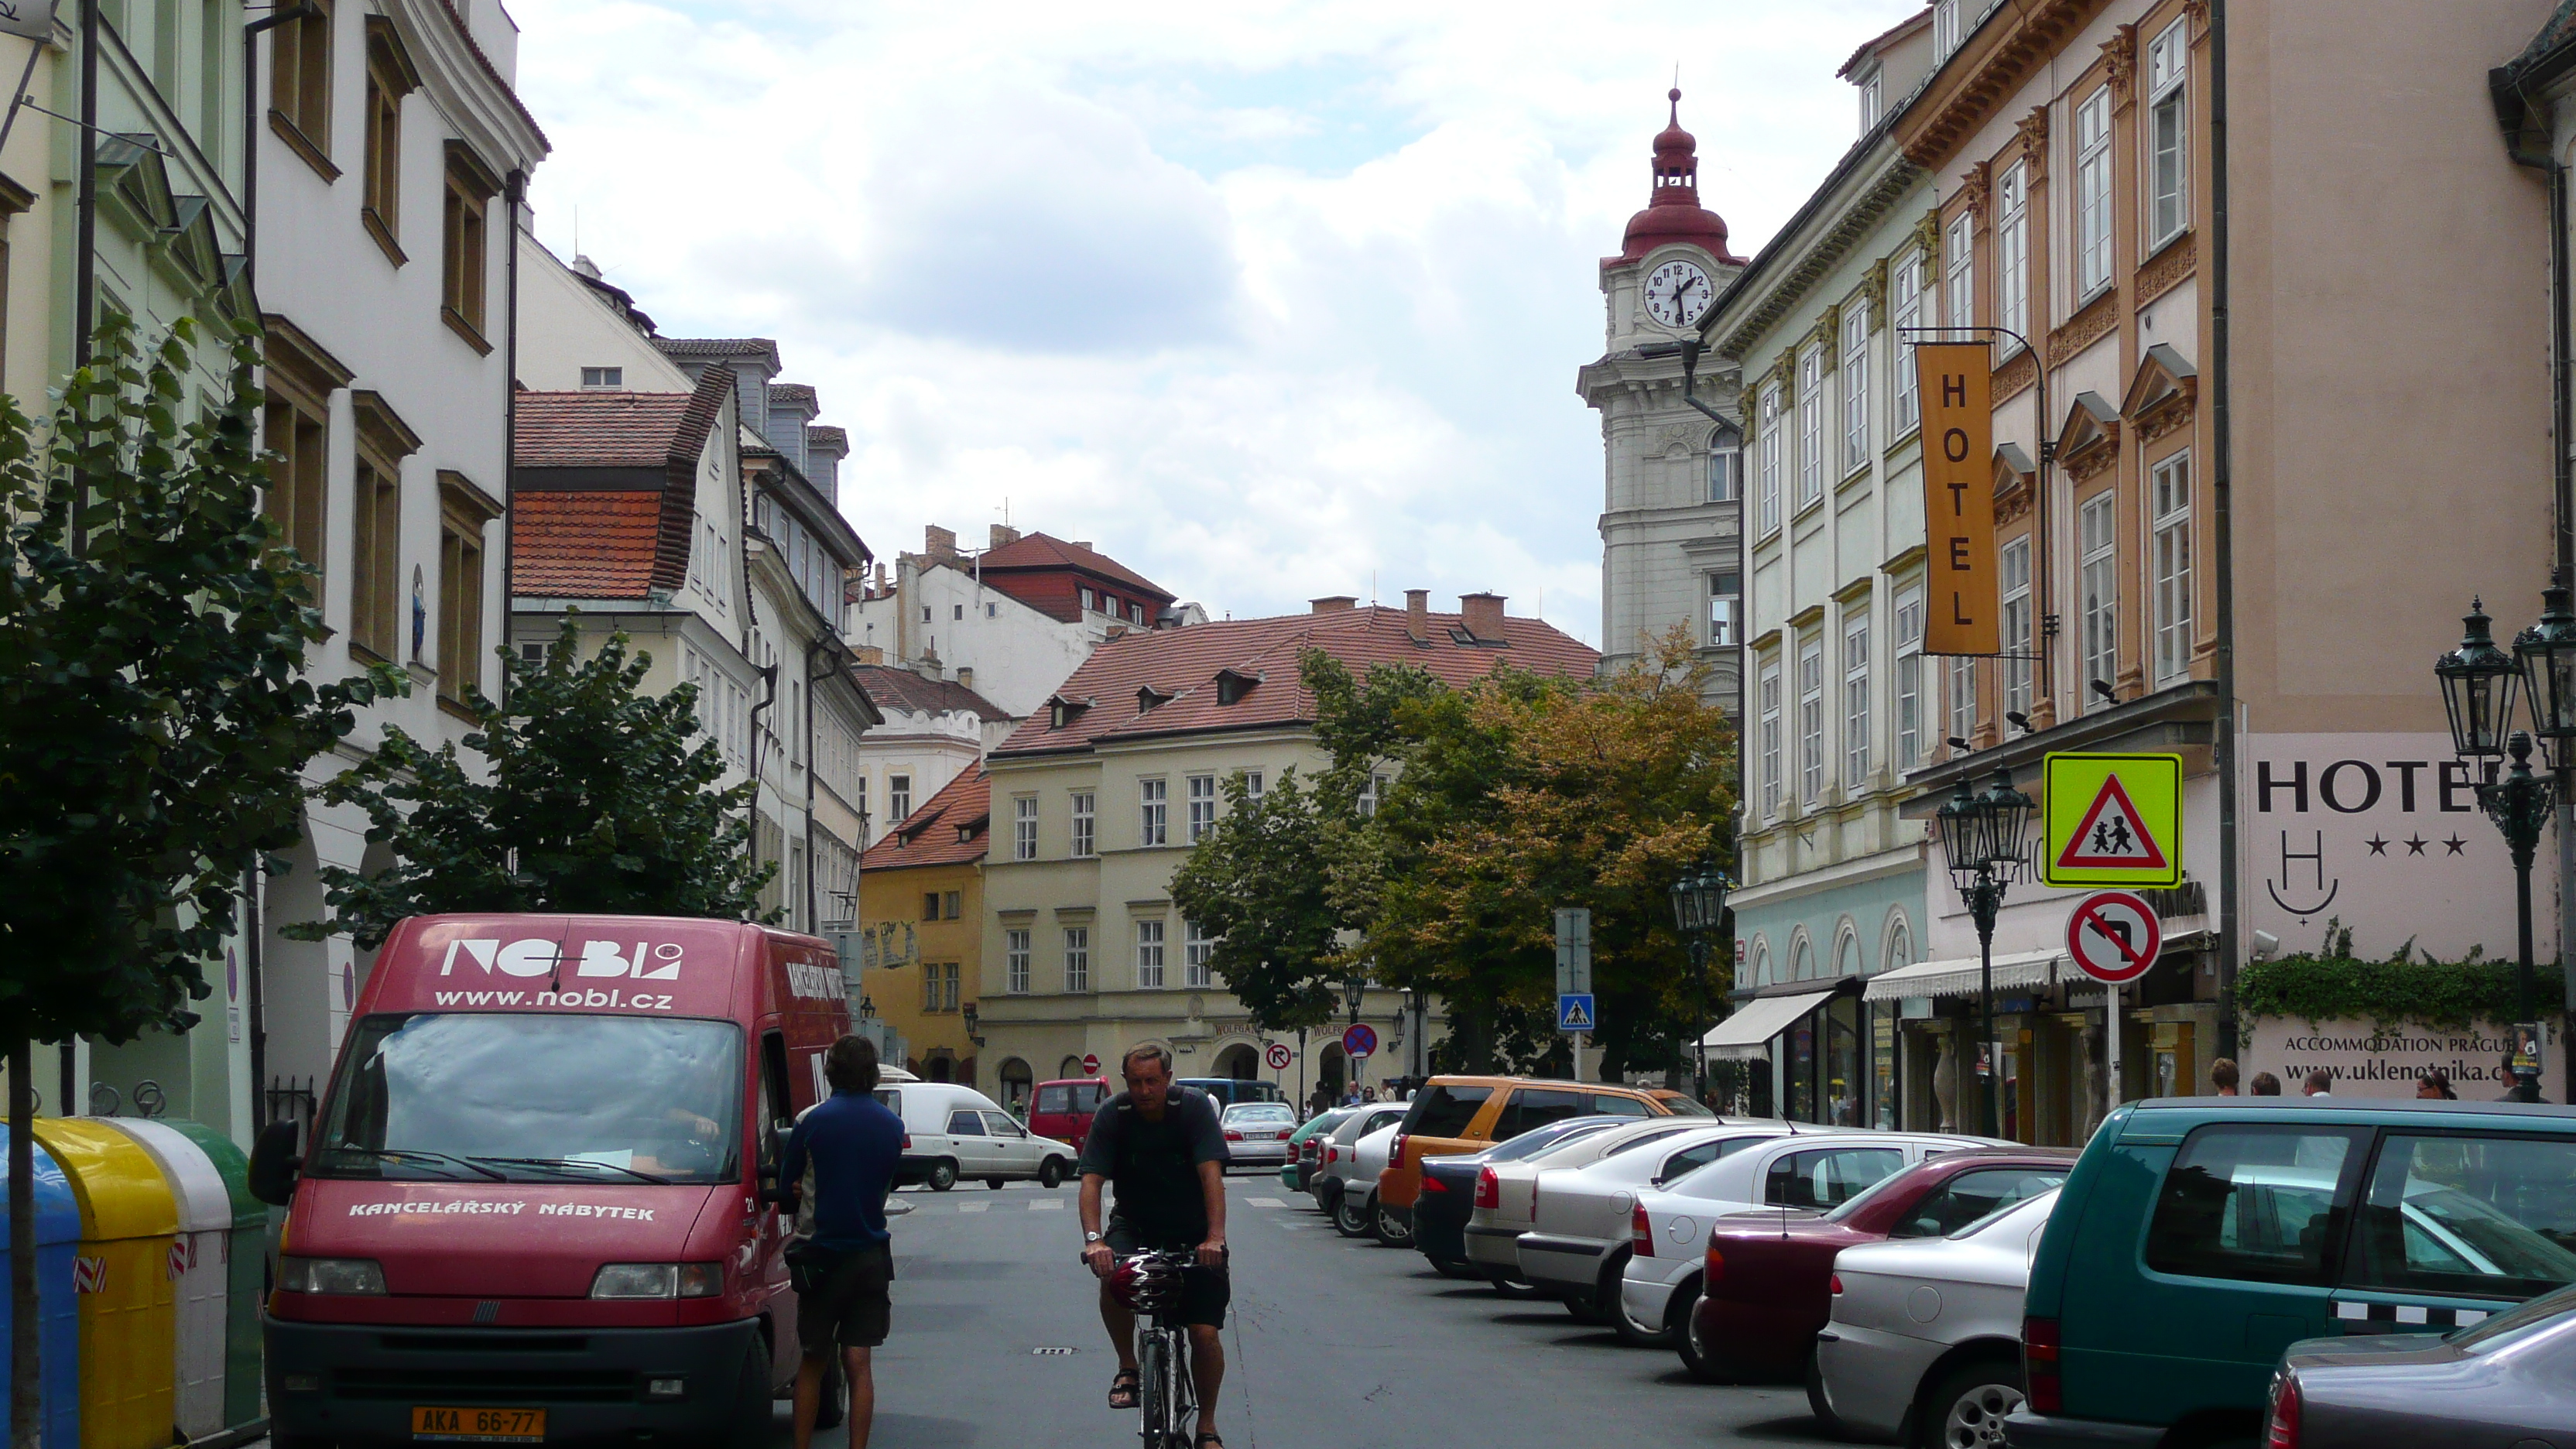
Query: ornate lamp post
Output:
[[2438, 596, 2554, 1101], [1668, 862, 1732, 1105], [1936, 766, 2036, 1138], [961, 1002, 983, 1049]]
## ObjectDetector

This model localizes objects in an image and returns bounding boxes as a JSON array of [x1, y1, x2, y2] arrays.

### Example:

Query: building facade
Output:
[[855, 768, 988, 1094], [849, 662, 1015, 849]]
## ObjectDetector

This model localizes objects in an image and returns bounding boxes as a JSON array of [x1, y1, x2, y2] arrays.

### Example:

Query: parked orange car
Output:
[[1375, 1075, 1705, 1219]]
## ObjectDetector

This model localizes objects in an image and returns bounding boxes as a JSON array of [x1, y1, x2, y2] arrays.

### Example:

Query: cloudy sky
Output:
[[509, 0, 1920, 645]]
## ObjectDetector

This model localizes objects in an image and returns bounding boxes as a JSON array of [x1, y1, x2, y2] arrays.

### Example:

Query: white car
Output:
[[1465, 1117, 1762, 1289], [1331, 1120, 1412, 1241], [1812, 1187, 2060, 1445], [1512, 1123, 1814, 1321], [1313, 1103, 1411, 1225], [874, 1081, 1077, 1191], [1220, 1101, 1300, 1169]]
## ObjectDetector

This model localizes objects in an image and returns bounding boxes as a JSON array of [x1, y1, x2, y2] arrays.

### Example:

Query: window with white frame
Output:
[[1933, 0, 1959, 57], [1005, 929, 1031, 993], [1950, 655, 1977, 746], [2081, 490, 2119, 701], [1759, 662, 1783, 819], [1996, 162, 2029, 346], [1708, 423, 1741, 503], [1070, 790, 1096, 857], [1187, 773, 1218, 843], [1841, 301, 1870, 473], [2153, 451, 2194, 683], [1947, 214, 1975, 332], [1799, 639, 1824, 803], [889, 774, 912, 824], [1136, 920, 1166, 988], [1708, 571, 1739, 648], [1859, 70, 1882, 133], [1895, 588, 1925, 769], [1357, 772, 1388, 818], [1139, 778, 1167, 846], [1242, 770, 1266, 803], [2002, 536, 2033, 718], [2148, 19, 2189, 249], [1797, 348, 1824, 509], [1013, 796, 1038, 861], [2076, 89, 2113, 296], [1063, 927, 1090, 992], [1843, 614, 1871, 790], [1184, 923, 1215, 988], [1757, 384, 1783, 535], [1892, 250, 1922, 435]]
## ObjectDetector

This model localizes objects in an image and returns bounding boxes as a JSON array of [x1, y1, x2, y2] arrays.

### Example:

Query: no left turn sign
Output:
[[2066, 890, 2161, 985]]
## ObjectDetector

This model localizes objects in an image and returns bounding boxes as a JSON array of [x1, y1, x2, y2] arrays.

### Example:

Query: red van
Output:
[[252, 914, 851, 1446], [1028, 1077, 1112, 1153]]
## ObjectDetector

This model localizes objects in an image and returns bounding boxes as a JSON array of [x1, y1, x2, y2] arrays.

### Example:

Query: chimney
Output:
[[1071, 541, 1094, 553], [957, 666, 975, 692], [989, 524, 1022, 550], [1405, 589, 1430, 644], [1310, 595, 1357, 615], [571, 254, 602, 279], [854, 644, 884, 665], [924, 525, 957, 560], [1461, 592, 1506, 642]]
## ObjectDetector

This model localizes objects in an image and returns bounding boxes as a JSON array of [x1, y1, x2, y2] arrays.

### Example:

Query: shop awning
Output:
[[1700, 985, 1840, 1060], [1860, 947, 2071, 1003]]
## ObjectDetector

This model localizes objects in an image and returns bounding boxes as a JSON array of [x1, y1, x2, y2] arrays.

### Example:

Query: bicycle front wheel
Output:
[[1136, 1333, 1169, 1449]]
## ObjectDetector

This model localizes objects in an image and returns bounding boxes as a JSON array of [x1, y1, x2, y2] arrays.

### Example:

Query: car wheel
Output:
[[1560, 1288, 1610, 1326], [1920, 1358, 2024, 1449], [1372, 1200, 1414, 1249], [1805, 1346, 1848, 1440], [1668, 1278, 1733, 1382], [1333, 1190, 1372, 1238], [986, 1177, 1007, 1190], [1040, 1157, 1066, 1189], [1425, 1253, 1480, 1279], [722, 1337, 772, 1449], [926, 1160, 958, 1192], [1485, 1268, 1548, 1300], [1315, 1180, 1343, 1217]]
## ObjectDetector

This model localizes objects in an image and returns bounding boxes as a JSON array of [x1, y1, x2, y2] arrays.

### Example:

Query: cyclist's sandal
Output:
[[1106, 1369, 1139, 1410], [1196, 1434, 1225, 1448]]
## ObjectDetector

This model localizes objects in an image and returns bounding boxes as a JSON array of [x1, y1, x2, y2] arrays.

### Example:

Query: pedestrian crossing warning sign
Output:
[[2043, 752, 2183, 888]]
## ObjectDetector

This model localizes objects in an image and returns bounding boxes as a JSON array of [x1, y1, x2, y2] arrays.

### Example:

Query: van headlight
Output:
[[590, 1262, 724, 1299], [278, 1256, 387, 1295]]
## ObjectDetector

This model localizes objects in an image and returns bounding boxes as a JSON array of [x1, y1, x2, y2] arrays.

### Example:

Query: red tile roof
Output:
[[992, 605, 1598, 758], [515, 391, 700, 468], [510, 491, 664, 598], [976, 531, 1173, 602], [853, 664, 1011, 721], [858, 768, 989, 871]]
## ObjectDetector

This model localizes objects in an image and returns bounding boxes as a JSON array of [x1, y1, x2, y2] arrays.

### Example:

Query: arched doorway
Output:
[[926, 1053, 954, 1083], [1211, 1043, 1258, 1081], [997, 1058, 1033, 1114], [1317, 1043, 1346, 1105], [1060, 1055, 1088, 1081]]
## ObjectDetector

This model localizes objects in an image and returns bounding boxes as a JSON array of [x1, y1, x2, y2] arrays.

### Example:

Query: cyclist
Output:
[[1078, 1043, 1230, 1449]]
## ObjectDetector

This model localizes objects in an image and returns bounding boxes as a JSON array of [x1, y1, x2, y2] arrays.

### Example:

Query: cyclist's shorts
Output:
[[1105, 1219, 1229, 1328]]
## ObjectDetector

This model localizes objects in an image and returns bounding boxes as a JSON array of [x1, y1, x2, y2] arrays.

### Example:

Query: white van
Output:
[[875, 1081, 1078, 1191]]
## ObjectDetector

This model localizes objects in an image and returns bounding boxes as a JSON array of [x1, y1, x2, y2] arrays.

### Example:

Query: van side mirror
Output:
[[757, 1166, 786, 1207], [248, 1118, 302, 1207]]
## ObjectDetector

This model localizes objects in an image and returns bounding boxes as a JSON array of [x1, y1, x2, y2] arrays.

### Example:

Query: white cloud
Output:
[[511, 0, 1923, 646]]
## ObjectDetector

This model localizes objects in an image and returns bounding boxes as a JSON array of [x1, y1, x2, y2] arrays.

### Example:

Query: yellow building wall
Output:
[[858, 857, 985, 1083]]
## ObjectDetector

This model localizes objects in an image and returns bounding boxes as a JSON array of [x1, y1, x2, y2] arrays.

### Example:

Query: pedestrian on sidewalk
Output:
[[783, 1036, 903, 1449], [2208, 1059, 2239, 1096], [2301, 1070, 2333, 1097], [2248, 1072, 2283, 1096]]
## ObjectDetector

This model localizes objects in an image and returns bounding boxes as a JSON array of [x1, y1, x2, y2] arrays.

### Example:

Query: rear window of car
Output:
[[1652, 1094, 1714, 1117], [1227, 1104, 1295, 1123], [1764, 1146, 1906, 1209], [2144, 1125, 2370, 1285], [1890, 1166, 2069, 1238], [1035, 1086, 1072, 1115], [1400, 1084, 1493, 1139], [1589, 1093, 1656, 1118], [1600, 1126, 1690, 1160], [874, 1089, 902, 1115]]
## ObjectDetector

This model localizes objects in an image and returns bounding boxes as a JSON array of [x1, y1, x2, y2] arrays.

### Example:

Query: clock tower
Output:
[[1580, 88, 1747, 706]]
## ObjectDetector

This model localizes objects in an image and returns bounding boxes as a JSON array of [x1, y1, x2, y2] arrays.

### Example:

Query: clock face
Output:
[[1644, 259, 1714, 328]]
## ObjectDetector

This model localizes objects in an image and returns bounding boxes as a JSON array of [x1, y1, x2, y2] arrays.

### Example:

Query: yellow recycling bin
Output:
[[33, 1118, 179, 1449]]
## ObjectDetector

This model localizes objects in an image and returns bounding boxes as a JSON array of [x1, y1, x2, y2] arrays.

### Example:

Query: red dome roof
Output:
[[1618, 88, 1743, 265]]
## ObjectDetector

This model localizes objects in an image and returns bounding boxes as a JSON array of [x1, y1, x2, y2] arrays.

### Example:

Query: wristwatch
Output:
[[1084, 1231, 1103, 1244]]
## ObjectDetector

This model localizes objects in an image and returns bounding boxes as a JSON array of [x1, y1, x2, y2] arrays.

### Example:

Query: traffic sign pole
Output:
[[2067, 890, 2162, 1115]]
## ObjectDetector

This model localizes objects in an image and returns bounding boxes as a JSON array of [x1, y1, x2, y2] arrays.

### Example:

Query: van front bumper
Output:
[[267, 1315, 763, 1447], [2002, 1410, 2165, 1447]]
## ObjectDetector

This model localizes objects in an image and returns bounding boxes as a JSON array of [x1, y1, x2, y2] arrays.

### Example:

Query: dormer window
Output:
[[1137, 685, 1173, 713], [1047, 694, 1092, 730], [1214, 669, 1262, 707], [1858, 70, 1882, 133]]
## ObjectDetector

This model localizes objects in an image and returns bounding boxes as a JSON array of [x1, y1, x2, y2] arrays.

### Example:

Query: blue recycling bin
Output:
[[0, 1127, 82, 1449]]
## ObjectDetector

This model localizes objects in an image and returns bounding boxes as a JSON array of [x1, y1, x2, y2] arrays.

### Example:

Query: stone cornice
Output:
[[1711, 147, 1928, 363], [1896, 0, 2118, 173]]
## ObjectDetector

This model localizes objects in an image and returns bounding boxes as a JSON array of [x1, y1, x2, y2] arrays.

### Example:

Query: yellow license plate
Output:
[[412, 1408, 545, 1442]]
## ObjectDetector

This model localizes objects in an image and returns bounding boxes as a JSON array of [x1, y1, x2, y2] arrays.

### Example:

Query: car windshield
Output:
[[312, 1012, 745, 1185]]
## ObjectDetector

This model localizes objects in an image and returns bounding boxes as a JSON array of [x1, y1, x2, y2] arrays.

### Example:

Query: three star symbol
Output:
[[2371, 834, 2467, 857]]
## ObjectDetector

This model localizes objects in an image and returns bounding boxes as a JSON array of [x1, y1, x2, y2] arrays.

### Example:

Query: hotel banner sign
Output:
[[1917, 341, 1997, 656]]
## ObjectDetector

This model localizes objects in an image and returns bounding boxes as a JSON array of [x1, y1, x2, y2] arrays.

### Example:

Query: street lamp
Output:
[[1342, 971, 1366, 1025], [2437, 596, 2554, 1102], [1937, 766, 2035, 1138], [962, 1002, 983, 1048], [1669, 862, 1732, 1105]]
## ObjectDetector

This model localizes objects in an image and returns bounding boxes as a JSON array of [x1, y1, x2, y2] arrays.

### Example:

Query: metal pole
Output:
[[1690, 936, 1711, 1104], [1977, 877, 1999, 1139]]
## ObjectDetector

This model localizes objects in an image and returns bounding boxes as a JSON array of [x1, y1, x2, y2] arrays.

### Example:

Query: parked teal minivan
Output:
[[2006, 1097, 2576, 1448]]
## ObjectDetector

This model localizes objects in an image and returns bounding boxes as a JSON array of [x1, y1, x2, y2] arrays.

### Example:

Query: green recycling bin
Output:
[[159, 1119, 265, 1431]]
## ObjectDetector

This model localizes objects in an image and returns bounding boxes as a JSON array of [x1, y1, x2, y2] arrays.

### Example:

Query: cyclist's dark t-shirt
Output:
[[1077, 1086, 1228, 1245]]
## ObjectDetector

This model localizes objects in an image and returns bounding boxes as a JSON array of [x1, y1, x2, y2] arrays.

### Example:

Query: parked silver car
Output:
[[1311, 1102, 1411, 1224], [1814, 1187, 2058, 1446], [1220, 1101, 1300, 1169], [2263, 1282, 2576, 1447]]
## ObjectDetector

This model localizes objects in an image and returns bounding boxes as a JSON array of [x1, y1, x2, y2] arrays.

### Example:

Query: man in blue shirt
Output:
[[783, 1036, 903, 1449]]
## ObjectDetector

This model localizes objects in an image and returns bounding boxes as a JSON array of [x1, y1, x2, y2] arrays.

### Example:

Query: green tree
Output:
[[0, 313, 396, 1448], [1168, 769, 1347, 1033], [293, 617, 776, 951]]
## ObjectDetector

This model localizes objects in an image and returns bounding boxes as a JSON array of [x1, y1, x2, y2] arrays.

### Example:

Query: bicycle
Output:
[[1105, 1248, 1200, 1449]]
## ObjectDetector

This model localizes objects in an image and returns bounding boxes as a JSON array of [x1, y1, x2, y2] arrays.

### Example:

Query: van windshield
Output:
[[312, 1012, 745, 1186]]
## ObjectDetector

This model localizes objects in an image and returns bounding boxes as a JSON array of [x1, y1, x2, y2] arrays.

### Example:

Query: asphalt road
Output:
[[820, 1171, 1839, 1449]]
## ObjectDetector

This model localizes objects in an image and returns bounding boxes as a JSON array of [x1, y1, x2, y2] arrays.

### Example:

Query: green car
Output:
[[2009, 1096, 2576, 1448], [1279, 1107, 1359, 1193]]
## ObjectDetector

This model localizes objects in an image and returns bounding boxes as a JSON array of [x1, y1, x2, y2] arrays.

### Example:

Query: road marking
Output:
[[957, 1203, 988, 1214], [1245, 1197, 1287, 1208], [1029, 1199, 1064, 1211]]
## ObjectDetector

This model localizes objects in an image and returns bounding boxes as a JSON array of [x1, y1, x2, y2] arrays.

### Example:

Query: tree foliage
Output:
[[0, 311, 392, 1045], [1166, 769, 1345, 1033], [293, 617, 775, 950], [2238, 920, 2561, 1031]]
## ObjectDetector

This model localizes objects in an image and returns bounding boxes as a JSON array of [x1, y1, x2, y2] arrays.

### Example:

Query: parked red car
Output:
[[1684, 1146, 2074, 1382], [1029, 1077, 1113, 1153]]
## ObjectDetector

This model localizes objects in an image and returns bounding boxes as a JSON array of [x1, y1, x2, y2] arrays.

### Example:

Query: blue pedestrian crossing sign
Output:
[[1557, 993, 1596, 1033]]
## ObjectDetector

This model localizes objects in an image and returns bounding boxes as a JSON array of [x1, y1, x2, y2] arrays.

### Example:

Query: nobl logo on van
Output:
[[439, 938, 686, 980], [783, 961, 841, 1002]]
